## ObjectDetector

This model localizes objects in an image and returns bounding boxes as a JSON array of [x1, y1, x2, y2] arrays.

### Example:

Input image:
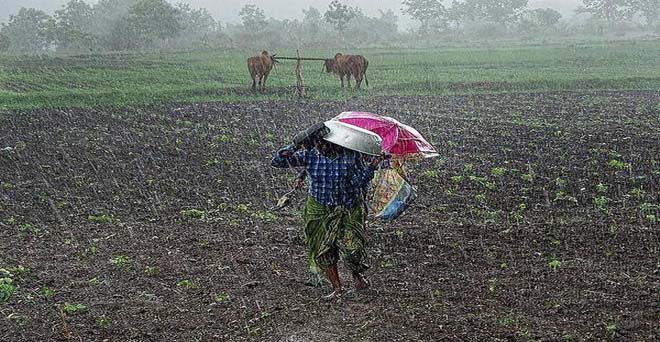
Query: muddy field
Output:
[[1, 91, 658, 341]]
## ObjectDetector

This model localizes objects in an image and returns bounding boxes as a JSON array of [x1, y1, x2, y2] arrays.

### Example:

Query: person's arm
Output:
[[377, 158, 392, 169], [351, 155, 381, 189], [292, 169, 307, 189], [362, 153, 391, 169], [271, 144, 307, 168]]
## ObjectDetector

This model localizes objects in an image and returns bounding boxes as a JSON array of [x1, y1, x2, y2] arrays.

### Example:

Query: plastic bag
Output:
[[369, 168, 416, 221]]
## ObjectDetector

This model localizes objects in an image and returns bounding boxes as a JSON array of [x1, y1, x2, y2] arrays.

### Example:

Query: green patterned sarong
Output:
[[303, 196, 369, 274]]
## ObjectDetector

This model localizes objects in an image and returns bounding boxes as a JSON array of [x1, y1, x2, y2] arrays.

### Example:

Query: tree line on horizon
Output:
[[0, 0, 658, 53]]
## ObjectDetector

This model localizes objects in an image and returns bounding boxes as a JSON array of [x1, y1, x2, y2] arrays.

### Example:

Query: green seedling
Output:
[[381, 260, 395, 268], [491, 167, 507, 177], [97, 316, 112, 328], [144, 266, 160, 275], [109, 255, 131, 268], [422, 170, 438, 178], [205, 158, 219, 166], [180, 209, 205, 219], [593, 196, 610, 212], [2, 266, 28, 276], [88, 214, 113, 224], [62, 303, 87, 314], [251, 210, 277, 222], [1, 182, 15, 189], [40, 287, 55, 298], [450, 175, 463, 183], [595, 183, 608, 193], [607, 159, 629, 170], [0, 278, 16, 302], [215, 293, 231, 303], [18, 223, 41, 234], [628, 188, 646, 199], [521, 172, 535, 183], [215, 134, 234, 143], [548, 259, 562, 271], [606, 323, 617, 334], [177, 279, 198, 289], [554, 191, 578, 204], [488, 281, 497, 293], [554, 177, 567, 188], [498, 315, 516, 327]]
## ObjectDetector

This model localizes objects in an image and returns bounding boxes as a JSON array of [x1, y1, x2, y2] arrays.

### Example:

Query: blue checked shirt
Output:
[[271, 145, 376, 208]]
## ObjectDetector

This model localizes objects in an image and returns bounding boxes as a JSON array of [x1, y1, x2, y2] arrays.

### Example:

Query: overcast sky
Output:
[[1, 0, 582, 26]]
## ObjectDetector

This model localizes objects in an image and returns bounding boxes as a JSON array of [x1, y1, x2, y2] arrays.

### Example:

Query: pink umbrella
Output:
[[333, 111, 438, 157]]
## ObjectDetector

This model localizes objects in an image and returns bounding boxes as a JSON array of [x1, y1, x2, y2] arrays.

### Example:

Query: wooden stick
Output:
[[274, 56, 328, 61], [295, 49, 305, 98]]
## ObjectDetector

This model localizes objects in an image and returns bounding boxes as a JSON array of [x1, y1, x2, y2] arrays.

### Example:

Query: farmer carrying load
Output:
[[271, 121, 384, 299]]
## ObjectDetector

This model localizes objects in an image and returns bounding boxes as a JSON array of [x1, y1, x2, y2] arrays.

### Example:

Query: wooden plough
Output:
[[273, 52, 329, 98], [273, 56, 328, 61]]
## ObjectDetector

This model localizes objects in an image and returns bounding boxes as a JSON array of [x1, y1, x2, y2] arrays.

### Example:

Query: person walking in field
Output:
[[271, 121, 383, 299]]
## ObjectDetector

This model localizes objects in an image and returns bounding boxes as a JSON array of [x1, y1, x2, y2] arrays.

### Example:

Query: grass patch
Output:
[[88, 214, 114, 224], [62, 303, 87, 314], [1, 40, 659, 110], [0, 278, 16, 302]]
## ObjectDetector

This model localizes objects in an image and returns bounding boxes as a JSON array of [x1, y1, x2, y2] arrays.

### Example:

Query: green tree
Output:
[[629, 0, 659, 27], [577, 0, 635, 25], [324, 0, 361, 32], [446, 0, 468, 33], [301, 7, 324, 45], [402, 0, 447, 34], [377, 9, 400, 35], [303, 7, 322, 34], [176, 3, 216, 34], [239, 4, 267, 28], [91, 0, 139, 49], [528, 8, 562, 26], [0, 7, 54, 52], [175, 3, 218, 47], [125, 0, 181, 47], [0, 32, 9, 52], [54, 0, 95, 50], [459, 0, 529, 24]]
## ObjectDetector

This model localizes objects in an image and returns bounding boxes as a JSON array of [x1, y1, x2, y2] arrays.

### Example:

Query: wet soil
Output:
[[0, 91, 658, 341]]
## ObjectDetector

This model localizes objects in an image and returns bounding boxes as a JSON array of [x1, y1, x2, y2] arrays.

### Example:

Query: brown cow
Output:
[[324, 53, 369, 89], [247, 51, 277, 91]]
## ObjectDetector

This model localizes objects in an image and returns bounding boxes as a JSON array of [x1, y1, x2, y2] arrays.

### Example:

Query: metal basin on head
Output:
[[323, 121, 383, 156]]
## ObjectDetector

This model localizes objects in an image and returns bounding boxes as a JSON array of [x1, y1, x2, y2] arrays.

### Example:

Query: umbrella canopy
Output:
[[333, 111, 438, 157]]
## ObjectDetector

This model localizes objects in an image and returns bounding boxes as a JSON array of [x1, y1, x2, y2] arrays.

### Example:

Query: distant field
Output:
[[1, 39, 659, 109]]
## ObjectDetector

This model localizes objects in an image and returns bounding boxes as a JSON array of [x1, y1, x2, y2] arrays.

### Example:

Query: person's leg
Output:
[[341, 202, 370, 290], [304, 198, 343, 297], [317, 207, 350, 298], [317, 242, 341, 298], [303, 197, 326, 286]]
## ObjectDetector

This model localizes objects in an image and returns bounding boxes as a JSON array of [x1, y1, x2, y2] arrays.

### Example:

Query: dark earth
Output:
[[1, 91, 658, 341]]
